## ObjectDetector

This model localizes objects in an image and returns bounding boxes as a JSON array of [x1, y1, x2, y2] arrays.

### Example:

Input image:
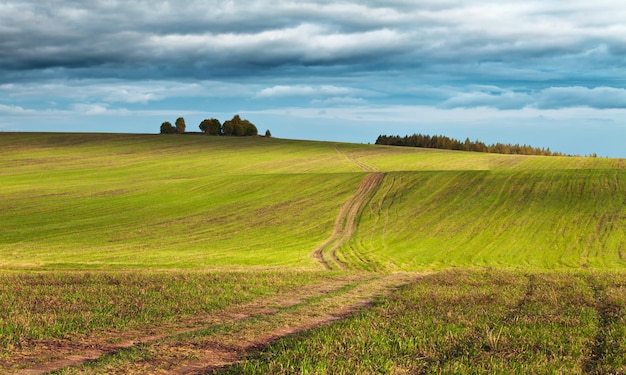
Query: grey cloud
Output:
[[0, 79, 259, 106], [537, 87, 626, 109], [2, 0, 623, 82], [440, 90, 534, 110], [441, 86, 626, 110], [1, 6, 413, 79], [1, 0, 625, 123]]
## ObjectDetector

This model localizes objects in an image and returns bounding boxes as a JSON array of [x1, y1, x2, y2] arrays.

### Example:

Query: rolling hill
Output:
[[2, 132, 626, 373], [1, 132, 624, 271]]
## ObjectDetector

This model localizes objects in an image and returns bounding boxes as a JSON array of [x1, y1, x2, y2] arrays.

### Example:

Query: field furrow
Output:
[[313, 173, 385, 270], [333, 144, 375, 172], [3, 273, 369, 373], [583, 275, 626, 373], [224, 271, 626, 374], [31, 273, 419, 374]]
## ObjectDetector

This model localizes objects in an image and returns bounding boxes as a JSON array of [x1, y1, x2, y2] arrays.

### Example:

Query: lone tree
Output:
[[175, 117, 186, 133], [160, 121, 177, 134], [265, 129, 272, 137], [199, 118, 222, 135]]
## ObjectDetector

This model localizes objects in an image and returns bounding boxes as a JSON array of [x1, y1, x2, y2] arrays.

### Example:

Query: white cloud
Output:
[[249, 104, 626, 130], [0, 104, 35, 115], [440, 86, 626, 110], [1, 80, 258, 106], [71, 103, 111, 115], [301, 28, 410, 63], [256, 85, 368, 98], [441, 91, 534, 110], [310, 97, 367, 105], [143, 23, 410, 66]]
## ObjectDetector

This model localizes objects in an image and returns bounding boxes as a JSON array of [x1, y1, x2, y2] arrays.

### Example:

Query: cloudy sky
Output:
[[1, 1, 625, 157]]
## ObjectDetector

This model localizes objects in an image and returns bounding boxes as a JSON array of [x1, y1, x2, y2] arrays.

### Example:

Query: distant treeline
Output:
[[375, 134, 580, 157]]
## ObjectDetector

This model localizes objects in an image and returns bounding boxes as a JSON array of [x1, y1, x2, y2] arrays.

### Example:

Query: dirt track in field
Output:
[[9, 273, 419, 374], [333, 145, 375, 172], [313, 144, 384, 270], [313, 172, 385, 270], [6, 146, 399, 374], [137, 273, 418, 375]]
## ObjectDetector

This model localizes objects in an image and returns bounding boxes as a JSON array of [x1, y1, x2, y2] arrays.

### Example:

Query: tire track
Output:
[[376, 175, 398, 268], [8, 275, 368, 374], [11, 145, 390, 373], [313, 172, 385, 270], [333, 144, 374, 172], [313, 145, 382, 270], [81, 273, 421, 374], [583, 275, 624, 374], [13, 274, 421, 374]]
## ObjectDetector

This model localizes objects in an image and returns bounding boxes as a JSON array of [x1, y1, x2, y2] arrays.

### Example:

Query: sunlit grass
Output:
[[2, 133, 626, 372], [0, 270, 340, 354], [351, 169, 626, 271], [0, 133, 366, 269], [2, 133, 623, 270], [225, 271, 626, 374], [337, 142, 624, 171]]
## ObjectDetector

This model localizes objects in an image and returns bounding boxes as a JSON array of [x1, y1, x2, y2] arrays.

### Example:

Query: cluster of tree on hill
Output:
[[160, 117, 188, 134], [161, 115, 270, 137], [375, 134, 574, 157]]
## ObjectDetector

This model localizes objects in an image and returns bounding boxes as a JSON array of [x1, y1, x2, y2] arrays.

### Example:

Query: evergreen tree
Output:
[[375, 133, 571, 157]]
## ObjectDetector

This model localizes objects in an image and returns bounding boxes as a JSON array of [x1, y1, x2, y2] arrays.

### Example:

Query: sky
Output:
[[1, 0, 625, 157]]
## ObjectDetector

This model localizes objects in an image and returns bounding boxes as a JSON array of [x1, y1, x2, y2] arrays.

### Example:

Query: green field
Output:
[[228, 270, 626, 374], [1, 132, 625, 373]]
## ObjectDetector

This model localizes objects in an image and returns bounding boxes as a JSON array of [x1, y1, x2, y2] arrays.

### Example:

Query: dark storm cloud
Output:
[[0, 1, 417, 77], [1, 0, 625, 114], [2, 0, 623, 82]]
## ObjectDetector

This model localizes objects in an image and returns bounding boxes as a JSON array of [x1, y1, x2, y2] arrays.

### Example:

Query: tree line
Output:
[[375, 134, 574, 157], [161, 115, 270, 137]]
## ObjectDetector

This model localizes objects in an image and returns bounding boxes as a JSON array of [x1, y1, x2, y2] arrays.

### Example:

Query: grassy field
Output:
[[348, 169, 626, 271], [1, 133, 364, 269], [0, 271, 337, 349], [226, 270, 626, 374], [2, 133, 623, 271], [1, 132, 625, 373]]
